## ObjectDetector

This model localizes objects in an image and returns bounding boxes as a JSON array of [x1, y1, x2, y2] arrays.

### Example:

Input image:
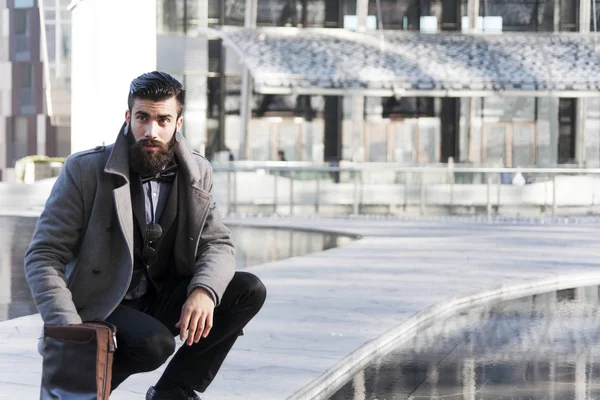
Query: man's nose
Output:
[[145, 121, 160, 138]]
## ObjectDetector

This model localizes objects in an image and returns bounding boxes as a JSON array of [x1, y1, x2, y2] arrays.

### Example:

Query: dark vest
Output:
[[127, 173, 179, 297]]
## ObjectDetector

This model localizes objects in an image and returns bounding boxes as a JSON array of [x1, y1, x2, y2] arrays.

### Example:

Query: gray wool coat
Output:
[[24, 125, 236, 327]]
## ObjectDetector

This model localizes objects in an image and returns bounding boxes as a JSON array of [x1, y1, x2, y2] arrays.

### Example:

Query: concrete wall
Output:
[[70, 0, 156, 153]]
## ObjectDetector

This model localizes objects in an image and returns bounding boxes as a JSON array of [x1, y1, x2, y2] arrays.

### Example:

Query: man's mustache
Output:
[[136, 139, 167, 149]]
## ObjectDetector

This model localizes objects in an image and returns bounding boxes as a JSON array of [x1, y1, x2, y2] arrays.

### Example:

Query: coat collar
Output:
[[104, 123, 130, 183], [173, 131, 202, 187], [104, 123, 202, 187]]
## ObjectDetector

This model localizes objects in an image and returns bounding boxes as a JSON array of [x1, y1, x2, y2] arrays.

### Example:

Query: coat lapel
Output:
[[174, 138, 212, 266], [130, 174, 146, 237], [104, 123, 134, 264], [112, 185, 133, 261]]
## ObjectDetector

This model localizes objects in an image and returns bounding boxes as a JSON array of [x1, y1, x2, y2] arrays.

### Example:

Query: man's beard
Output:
[[128, 131, 176, 177]]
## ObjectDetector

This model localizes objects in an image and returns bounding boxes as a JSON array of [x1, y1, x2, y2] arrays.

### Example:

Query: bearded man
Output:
[[25, 71, 266, 400]]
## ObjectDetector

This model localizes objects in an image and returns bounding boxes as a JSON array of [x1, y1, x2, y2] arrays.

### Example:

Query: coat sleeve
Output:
[[24, 156, 85, 326], [187, 160, 236, 306]]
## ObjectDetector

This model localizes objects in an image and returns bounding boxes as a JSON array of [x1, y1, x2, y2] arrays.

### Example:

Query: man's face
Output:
[[125, 97, 183, 175], [126, 97, 182, 146]]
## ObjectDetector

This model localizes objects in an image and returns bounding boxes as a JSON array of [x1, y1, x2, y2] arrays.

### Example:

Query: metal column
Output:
[[467, 0, 479, 31], [577, 0, 591, 166], [465, 0, 479, 162], [553, 0, 561, 31], [548, 97, 559, 165], [352, 96, 365, 161], [580, 0, 592, 33], [239, 0, 257, 160], [218, 0, 226, 152], [356, 0, 368, 31], [463, 358, 476, 400]]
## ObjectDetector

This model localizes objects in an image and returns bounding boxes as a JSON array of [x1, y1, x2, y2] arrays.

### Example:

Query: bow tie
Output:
[[141, 163, 178, 184]]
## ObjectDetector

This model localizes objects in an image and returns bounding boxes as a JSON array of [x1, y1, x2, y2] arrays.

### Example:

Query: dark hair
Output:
[[128, 71, 186, 116]]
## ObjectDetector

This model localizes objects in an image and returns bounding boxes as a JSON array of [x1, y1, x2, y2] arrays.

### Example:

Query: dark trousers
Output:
[[106, 271, 266, 392]]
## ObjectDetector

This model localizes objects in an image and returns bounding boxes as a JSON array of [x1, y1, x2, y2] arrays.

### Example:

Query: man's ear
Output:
[[176, 116, 184, 131], [124, 110, 131, 135]]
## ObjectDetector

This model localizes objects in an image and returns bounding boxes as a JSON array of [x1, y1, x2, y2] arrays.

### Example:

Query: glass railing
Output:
[[211, 163, 600, 217]]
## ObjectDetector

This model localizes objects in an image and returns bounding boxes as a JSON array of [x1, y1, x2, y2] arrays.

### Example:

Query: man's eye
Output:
[[160, 118, 169, 124], [137, 116, 147, 121]]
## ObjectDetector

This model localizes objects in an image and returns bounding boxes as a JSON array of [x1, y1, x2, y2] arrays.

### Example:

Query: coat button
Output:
[[92, 268, 101, 275]]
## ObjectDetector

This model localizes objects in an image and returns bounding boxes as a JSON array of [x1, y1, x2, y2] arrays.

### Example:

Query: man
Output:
[[277, 150, 286, 162], [25, 71, 266, 400]]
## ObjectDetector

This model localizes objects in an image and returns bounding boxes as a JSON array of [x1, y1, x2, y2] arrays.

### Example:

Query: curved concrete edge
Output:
[[287, 271, 600, 400], [0, 212, 365, 240], [224, 220, 364, 240]]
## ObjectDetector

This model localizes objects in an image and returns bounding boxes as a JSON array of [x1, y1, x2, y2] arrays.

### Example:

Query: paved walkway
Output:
[[2, 214, 600, 400]]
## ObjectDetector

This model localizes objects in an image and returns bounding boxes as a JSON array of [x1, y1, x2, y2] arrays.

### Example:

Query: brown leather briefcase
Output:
[[40, 321, 117, 400]]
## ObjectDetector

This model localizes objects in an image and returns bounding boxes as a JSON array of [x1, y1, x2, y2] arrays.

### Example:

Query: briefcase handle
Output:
[[44, 321, 117, 350]]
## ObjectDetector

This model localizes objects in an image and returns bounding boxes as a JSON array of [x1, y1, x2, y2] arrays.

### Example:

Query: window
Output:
[[591, 0, 600, 32], [441, 0, 462, 31], [368, 0, 422, 30], [256, 0, 301, 27], [158, 0, 205, 34], [18, 63, 34, 114], [382, 97, 434, 119], [12, 117, 29, 164], [208, 0, 327, 28], [20, 63, 33, 87], [158, 0, 185, 33], [558, 98, 576, 164], [13, 9, 27, 35], [14, 11, 30, 60], [559, 0, 578, 31], [557, 288, 576, 302], [222, 0, 246, 26], [479, 0, 555, 32], [14, 0, 34, 8], [363, 0, 447, 31], [208, 0, 220, 22], [440, 98, 459, 161]]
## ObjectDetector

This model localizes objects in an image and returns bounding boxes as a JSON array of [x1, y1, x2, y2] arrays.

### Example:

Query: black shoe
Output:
[[146, 386, 201, 400]]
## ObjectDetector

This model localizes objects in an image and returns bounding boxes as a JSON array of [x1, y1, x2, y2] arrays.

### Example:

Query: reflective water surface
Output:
[[331, 286, 600, 400], [0, 216, 355, 322]]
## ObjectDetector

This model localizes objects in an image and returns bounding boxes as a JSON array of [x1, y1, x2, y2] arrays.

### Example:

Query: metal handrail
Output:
[[213, 164, 600, 174], [212, 163, 600, 218]]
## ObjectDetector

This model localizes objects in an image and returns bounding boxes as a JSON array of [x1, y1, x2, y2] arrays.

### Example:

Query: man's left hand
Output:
[[175, 288, 215, 346]]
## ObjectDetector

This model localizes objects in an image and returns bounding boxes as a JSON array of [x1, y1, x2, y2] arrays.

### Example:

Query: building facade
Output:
[[0, 0, 71, 181], [6, 0, 598, 178], [155, 0, 600, 168]]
